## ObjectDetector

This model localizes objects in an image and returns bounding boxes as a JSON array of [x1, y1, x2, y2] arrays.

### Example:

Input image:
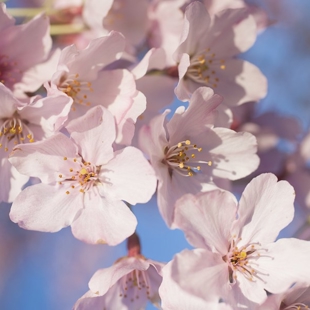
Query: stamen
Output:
[[164, 140, 211, 177]]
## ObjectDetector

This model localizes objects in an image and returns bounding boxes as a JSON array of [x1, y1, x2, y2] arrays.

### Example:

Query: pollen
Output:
[[164, 140, 211, 177], [66, 191, 70, 195], [80, 168, 88, 175]]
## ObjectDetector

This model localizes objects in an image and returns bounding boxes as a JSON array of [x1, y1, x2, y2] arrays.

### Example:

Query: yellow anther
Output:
[[179, 163, 184, 169], [10, 128, 16, 134], [63, 157, 67, 160], [220, 65, 226, 70], [177, 142, 182, 148], [239, 251, 247, 259], [80, 189, 84, 193], [80, 168, 88, 175], [71, 185, 75, 189], [197, 166, 201, 170], [191, 154, 195, 158], [69, 168, 73, 172], [66, 191, 70, 195], [59, 174, 62, 178], [27, 134, 32, 139], [29, 139, 34, 143], [188, 171, 193, 176], [185, 140, 191, 145], [198, 148, 202, 152], [5, 147, 8, 152], [207, 161, 212, 166], [73, 158, 77, 162]]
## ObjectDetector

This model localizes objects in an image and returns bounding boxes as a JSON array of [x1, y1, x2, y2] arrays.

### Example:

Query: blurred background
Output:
[[1, 0, 310, 309]]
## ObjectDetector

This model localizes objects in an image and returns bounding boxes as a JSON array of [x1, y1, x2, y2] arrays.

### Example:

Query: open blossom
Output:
[[139, 87, 259, 227], [258, 283, 310, 310], [74, 233, 163, 310], [9, 106, 156, 245], [46, 31, 146, 145], [166, 173, 310, 308], [0, 83, 72, 203], [74, 256, 163, 310], [0, 3, 52, 94], [174, 1, 267, 106]]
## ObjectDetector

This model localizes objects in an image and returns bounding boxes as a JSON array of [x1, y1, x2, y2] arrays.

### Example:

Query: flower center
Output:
[[186, 48, 226, 88], [0, 54, 22, 89], [164, 140, 211, 177], [58, 159, 100, 194], [0, 116, 34, 152], [224, 237, 272, 283], [58, 73, 93, 111], [117, 268, 153, 302]]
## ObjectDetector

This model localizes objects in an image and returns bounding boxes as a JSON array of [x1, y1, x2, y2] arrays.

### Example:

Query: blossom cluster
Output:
[[1, 0, 310, 309]]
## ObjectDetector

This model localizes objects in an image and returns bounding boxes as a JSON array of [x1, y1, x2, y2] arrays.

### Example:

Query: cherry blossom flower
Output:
[[0, 83, 72, 203], [0, 3, 52, 94], [73, 233, 163, 310], [46, 31, 146, 145], [174, 1, 267, 106], [9, 106, 156, 245], [139, 87, 259, 227], [258, 282, 310, 310], [74, 256, 163, 310], [168, 173, 310, 308]]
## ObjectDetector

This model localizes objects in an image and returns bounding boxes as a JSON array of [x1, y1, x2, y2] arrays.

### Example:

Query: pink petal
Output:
[[10, 183, 83, 232], [168, 87, 223, 145], [0, 3, 15, 31], [67, 106, 115, 165], [89, 257, 150, 295], [174, 190, 237, 254], [259, 238, 310, 294], [61, 31, 125, 80], [0, 83, 18, 117], [235, 174, 295, 247], [159, 260, 220, 310], [1, 13, 51, 71], [170, 248, 228, 302], [210, 128, 259, 180], [101, 147, 157, 205], [209, 9, 257, 57], [0, 157, 28, 203], [9, 133, 80, 184], [174, 2, 211, 61], [71, 193, 137, 245], [215, 59, 267, 106]]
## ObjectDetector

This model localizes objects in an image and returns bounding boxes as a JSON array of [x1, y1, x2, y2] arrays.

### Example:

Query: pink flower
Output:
[[139, 87, 259, 227], [47, 31, 146, 145], [0, 3, 52, 94], [174, 1, 267, 106], [73, 256, 163, 310], [0, 83, 71, 202], [73, 233, 163, 310], [167, 173, 310, 308], [9, 106, 156, 245]]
